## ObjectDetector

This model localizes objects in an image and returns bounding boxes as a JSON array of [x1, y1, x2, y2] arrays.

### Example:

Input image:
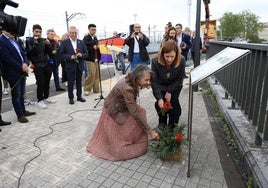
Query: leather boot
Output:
[[0, 115, 11, 126]]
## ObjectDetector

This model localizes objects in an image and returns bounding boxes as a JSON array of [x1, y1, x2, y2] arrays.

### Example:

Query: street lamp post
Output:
[[133, 13, 137, 23], [65, 11, 85, 31], [187, 0, 192, 27]]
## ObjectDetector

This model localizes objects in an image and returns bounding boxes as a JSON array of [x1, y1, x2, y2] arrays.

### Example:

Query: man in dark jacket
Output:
[[175, 23, 192, 78], [26, 24, 56, 109], [46, 29, 65, 92], [124, 23, 150, 71], [83, 24, 101, 96]]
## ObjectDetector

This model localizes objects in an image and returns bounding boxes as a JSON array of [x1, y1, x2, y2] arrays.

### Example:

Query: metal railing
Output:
[[207, 41, 268, 145]]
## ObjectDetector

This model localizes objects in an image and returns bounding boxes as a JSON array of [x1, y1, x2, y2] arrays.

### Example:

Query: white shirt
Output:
[[133, 36, 140, 53], [70, 37, 77, 52], [3, 33, 24, 62]]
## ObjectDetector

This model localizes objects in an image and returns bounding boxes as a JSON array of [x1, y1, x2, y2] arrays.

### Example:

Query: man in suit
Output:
[[0, 30, 36, 123], [191, 30, 202, 68], [59, 26, 88, 104], [175, 23, 192, 78]]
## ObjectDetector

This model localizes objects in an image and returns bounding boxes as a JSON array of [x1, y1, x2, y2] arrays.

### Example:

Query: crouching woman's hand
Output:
[[148, 130, 160, 140]]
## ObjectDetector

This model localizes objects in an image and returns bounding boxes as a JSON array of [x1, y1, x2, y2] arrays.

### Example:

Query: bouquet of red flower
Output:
[[74, 48, 80, 63], [54, 40, 60, 50], [150, 123, 187, 159], [159, 101, 172, 116]]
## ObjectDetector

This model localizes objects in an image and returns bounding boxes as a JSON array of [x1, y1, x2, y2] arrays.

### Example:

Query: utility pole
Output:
[[65, 11, 85, 32], [187, 0, 192, 27], [133, 13, 137, 23]]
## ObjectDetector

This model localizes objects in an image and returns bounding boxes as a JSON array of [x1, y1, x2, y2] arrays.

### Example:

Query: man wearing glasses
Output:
[[125, 23, 150, 71], [59, 26, 88, 104], [83, 24, 101, 96]]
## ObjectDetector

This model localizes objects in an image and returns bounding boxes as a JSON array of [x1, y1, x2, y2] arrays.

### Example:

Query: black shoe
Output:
[[24, 111, 36, 116], [17, 116, 29, 123], [69, 99, 74, 104], [184, 75, 188, 78], [77, 97, 86, 102], [0, 119, 11, 126], [122, 71, 126, 75], [56, 87, 66, 91]]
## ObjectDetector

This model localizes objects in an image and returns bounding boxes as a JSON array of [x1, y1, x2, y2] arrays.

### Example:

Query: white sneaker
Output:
[[3, 88, 8, 95], [44, 98, 56, 104], [38, 100, 47, 109], [84, 91, 89, 96]]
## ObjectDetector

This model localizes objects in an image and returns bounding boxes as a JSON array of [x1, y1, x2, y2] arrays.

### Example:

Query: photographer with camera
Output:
[[124, 23, 150, 71], [0, 29, 36, 123], [26, 24, 56, 109]]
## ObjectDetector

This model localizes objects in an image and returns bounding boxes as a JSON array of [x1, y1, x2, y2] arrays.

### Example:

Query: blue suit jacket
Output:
[[59, 38, 88, 72], [0, 35, 28, 81], [181, 33, 192, 60]]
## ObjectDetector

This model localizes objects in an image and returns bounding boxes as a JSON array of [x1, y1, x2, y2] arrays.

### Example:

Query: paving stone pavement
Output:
[[0, 66, 229, 188]]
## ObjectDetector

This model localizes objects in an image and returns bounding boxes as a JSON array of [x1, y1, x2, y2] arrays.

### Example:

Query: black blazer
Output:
[[59, 38, 88, 72], [151, 57, 185, 101], [83, 34, 101, 62]]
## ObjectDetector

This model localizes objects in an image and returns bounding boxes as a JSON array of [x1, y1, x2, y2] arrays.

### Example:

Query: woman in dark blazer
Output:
[[151, 40, 185, 131]]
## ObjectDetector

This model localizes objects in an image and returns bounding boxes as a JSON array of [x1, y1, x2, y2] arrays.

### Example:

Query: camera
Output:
[[0, 0, 27, 37], [135, 32, 139, 35]]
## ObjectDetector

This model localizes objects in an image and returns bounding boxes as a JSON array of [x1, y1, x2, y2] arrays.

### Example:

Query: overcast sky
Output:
[[4, 0, 268, 38]]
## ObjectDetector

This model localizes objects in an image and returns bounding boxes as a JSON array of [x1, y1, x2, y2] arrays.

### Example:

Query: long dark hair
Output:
[[125, 65, 153, 96]]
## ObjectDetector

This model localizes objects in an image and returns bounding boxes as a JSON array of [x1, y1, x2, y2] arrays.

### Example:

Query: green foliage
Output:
[[219, 10, 263, 43], [247, 177, 254, 188], [150, 123, 187, 159]]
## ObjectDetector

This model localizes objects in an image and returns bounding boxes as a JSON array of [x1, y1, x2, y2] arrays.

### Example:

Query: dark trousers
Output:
[[155, 86, 182, 128], [61, 61, 67, 82], [34, 66, 52, 102], [0, 76, 3, 114], [9, 77, 26, 117], [52, 65, 60, 89], [66, 68, 82, 100]]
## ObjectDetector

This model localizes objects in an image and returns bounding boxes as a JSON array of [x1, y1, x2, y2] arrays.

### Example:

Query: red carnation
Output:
[[163, 101, 171, 111], [175, 133, 183, 143]]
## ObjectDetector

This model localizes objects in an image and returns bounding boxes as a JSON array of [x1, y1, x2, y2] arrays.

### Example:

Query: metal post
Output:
[[65, 11, 69, 32], [188, 0, 202, 178], [193, 0, 202, 92], [187, 78, 194, 178], [187, 0, 192, 27]]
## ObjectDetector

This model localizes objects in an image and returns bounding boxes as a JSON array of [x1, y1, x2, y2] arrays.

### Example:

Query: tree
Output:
[[219, 10, 263, 43]]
